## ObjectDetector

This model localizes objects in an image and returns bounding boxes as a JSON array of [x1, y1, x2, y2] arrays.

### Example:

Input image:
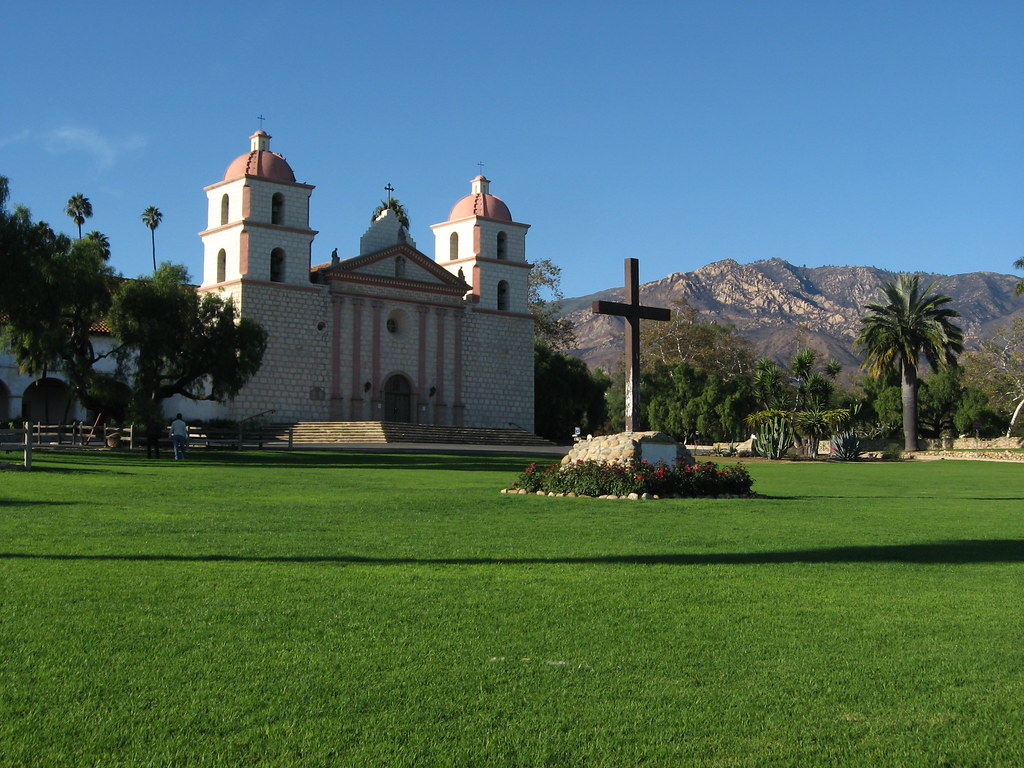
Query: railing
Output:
[[0, 422, 33, 469], [186, 424, 293, 450], [23, 422, 135, 448], [19, 422, 292, 452]]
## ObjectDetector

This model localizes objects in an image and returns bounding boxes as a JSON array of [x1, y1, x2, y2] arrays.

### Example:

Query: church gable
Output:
[[315, 244, 469, 298]]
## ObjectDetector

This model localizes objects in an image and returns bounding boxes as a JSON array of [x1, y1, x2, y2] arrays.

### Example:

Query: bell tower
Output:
[[430, 175, 530, 313], [199, 131, 317, 290]]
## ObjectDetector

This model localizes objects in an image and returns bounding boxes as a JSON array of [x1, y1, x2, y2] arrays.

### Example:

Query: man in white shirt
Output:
[[170, 413, 188, 460]]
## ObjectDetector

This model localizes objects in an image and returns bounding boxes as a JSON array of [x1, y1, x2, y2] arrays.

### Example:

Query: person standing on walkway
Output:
[[171, 413, 188, 460]]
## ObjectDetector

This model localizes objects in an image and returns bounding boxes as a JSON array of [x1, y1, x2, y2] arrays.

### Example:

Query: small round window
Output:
[[386, 309, 408, 336]]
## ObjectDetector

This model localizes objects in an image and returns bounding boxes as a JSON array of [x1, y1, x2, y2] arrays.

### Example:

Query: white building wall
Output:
[[460, 310, 534, 430], [222, 281, 332, 421]]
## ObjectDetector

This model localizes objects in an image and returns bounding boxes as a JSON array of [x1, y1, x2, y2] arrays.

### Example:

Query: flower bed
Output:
[[504, 459, 754, 499]]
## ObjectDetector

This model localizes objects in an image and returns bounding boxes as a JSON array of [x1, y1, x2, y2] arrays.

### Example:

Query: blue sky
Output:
[[3, 1, 1022, 298]]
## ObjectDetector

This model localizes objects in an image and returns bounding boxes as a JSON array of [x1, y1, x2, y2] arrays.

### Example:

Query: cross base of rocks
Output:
[[561, 431, 695, 467]]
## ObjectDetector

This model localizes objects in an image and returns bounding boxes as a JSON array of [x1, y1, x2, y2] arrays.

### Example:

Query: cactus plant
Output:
[[755, 416, 794, 460]]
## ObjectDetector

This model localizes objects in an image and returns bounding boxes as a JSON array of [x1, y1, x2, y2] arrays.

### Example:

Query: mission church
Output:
[[0, 131, 536, 431]]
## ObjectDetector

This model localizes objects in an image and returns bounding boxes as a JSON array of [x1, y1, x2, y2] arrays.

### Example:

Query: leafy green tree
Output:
[[953, 389, 1003, 438], [528, 258, 576, 350], [2, 186, 125, 420], [645, 361, 755, 443], [371, 198, 409, 229], [534, 341, 608, 441], [140, 206, 162, 272], [917, 370, 963, 438], [868, 381, 903, 439], [85, 231, 111, 260], [856, 275, 964, 451], [65, 193, 92, 239], [109, 264, 268, 421], [960, 319, 1024, 437], [1014, 256, 1024, 296], [640, 299, 754, 378]]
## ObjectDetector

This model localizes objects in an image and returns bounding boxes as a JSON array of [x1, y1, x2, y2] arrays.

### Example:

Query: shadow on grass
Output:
[[3, 540, 1023, 566], [0, 500, 79, 507], [31, 450, 547, 473]]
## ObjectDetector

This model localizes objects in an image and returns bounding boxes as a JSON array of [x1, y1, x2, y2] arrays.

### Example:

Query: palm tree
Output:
[[371, 198, 409, 229], [141, 206, 162, 271], [85, 230, 111, 260], [856, 275, 964, 452], [65, 193, 92, 239], [1014, 256, 1024, 296]]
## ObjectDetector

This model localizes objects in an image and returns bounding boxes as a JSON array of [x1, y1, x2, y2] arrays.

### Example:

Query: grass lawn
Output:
[[1, 449, 1022, 767]]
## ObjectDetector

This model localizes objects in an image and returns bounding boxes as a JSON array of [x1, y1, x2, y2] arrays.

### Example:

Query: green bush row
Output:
[[510, 459, 754, 498]]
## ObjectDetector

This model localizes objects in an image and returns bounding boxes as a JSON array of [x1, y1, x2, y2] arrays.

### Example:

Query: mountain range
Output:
[[562, 259, 1024, 374]]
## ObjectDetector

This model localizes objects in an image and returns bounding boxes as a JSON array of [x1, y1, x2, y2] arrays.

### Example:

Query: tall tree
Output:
[[109, 264, 267, 420], [640, 299, 754, 378], [961, 319, 1024, 437], [1014, 256, 1024, 296], [533, 341, 608, 441], [3, 181, 125, 419], [65, 193, 92, 239], [856, 275, 964, 451], [528, 258, 576, 350], [141, 206, 162, 272]]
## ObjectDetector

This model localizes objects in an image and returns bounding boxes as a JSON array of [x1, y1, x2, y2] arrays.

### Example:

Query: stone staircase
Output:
[[283, 421, 555, 447]]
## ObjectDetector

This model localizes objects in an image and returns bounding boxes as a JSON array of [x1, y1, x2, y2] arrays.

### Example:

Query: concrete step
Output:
[[280, 421, 553, 447]]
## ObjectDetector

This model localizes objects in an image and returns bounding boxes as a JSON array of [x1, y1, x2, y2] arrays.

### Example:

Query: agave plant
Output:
[[830, 431, 863, 461]]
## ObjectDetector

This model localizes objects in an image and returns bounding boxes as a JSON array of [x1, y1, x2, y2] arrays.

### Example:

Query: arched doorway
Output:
[[383, 374, 412, 422], [22, 378, 74, 424]]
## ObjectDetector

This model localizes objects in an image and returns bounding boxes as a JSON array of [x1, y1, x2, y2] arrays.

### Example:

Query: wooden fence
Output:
[[0, 422, 33, 469], [14, 422, 293, 452]]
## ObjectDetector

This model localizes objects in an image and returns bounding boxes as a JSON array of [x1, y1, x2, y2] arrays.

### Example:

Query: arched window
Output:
[[216, 249, 226, 283], [270, 248, 285, 282], [496, 231, 507, 260], [449, 232, 459, 260], [271, 193, 285, 225], [395, 255, 406, 278], [220, 194, 229, 225], [497, 280, 509, 311]]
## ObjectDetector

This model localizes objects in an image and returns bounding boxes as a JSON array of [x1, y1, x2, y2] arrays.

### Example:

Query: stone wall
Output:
[[224, 280, 331, 421], [460, 310, 534, 430], [561, 432, 694, 466]]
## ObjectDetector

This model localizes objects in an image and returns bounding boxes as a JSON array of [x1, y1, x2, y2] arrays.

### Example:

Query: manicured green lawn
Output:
[[1, 450, 1022, 767]]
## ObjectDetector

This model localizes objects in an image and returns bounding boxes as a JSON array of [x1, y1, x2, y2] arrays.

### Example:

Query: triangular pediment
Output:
[[313, 244, 469, 297]]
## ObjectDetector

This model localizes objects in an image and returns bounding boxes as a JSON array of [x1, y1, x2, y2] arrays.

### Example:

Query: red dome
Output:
[[448, 175, 512, 222], [224, 150, 295, 183]]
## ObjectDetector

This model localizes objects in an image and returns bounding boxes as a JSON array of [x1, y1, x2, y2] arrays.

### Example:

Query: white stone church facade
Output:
[[1, 131, 535, 430], [200, 130, 534, 429]]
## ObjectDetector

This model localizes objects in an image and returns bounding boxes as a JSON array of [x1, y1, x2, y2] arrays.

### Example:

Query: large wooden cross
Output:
[[592, 258, 671, 432]]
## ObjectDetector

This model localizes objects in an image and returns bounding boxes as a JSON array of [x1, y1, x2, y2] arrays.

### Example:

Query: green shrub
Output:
[[510, 459, 754, 498], [881, 444, 905, 461]]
